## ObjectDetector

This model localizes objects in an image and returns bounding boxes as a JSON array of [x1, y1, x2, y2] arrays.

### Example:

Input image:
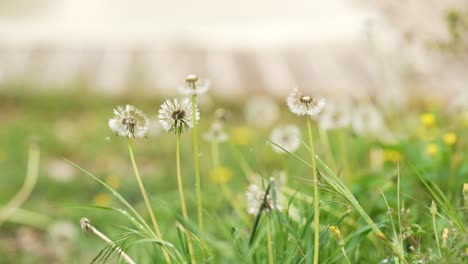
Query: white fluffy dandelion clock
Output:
[[203, 121, 228, 142], [158, 98, 200, 134], [270, 125, 301, 153], [178, 74, 210, 96], [108, 105, 149, 138], [319, 103, 352, 131], [287, 87, 326, 117]]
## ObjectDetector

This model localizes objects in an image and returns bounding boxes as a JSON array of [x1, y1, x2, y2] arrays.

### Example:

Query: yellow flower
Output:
[[93, 193, 112, 206], [383, 150, 402, 163], [443, 133, 457, 146], [209, 166, 233, 184], [420, 113, 435, 128], [463, 183, 468, 199], [426, 143, 439, 157], [231, 126, 255, 145], [105, 175, 121, 190]]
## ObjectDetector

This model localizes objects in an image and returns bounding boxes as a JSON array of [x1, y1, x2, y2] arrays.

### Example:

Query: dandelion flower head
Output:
[[204, 121, 228, 142], [108, 105, 149, 138], [270, 125, 301, 153], [158, 98, 200, 134], [178, 74, 210, 96], [244, 96, 279, 128], [287, 87, 325, 117], [319, 102, 351, 130]]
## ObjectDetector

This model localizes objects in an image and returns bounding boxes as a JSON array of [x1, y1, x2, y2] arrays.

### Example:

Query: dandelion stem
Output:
[[306, 117, 320, 264], [266, 214, 275, 264], [212, 141, 220, 167], [191, 95, 204, 233], [176, 132, 196, 264], [128, 139, 171, 263]]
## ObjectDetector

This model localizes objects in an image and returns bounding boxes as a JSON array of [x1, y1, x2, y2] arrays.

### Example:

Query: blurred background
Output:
[[1, 1, 468, 263], [0, 0, 466, 102]]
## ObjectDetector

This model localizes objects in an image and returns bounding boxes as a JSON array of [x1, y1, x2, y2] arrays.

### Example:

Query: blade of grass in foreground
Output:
[[66, 159, 157, 239]]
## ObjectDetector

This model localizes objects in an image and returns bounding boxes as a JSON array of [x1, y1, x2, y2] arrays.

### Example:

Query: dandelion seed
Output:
[[204, 121, 228, 142], [318, 103, 351, 130], [270, 125, 301, 154], [178, 74, 210, 96], [287, 87, 325, 117], [246, 178, 283, 215], [158, 98, 199, 134], [245, 96, 280, 127], [104, 136, 111, 143], [108, 105, 149, 138]]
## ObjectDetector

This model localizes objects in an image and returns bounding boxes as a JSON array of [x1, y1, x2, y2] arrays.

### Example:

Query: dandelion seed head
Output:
[[158, 98, 200, 134], [270, 125, 301, 154], [244, 96, 279, 128], [178, 74, 210, 96], [108, 105, 149, 138], [204, 121, 228, 142], [351, 104, 384, 136], [319, 103, 351, 130], [287, 87, 325, 117]]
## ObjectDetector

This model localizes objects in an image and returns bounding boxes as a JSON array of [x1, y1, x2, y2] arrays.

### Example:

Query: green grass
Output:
[[0, 89, 467, 263]]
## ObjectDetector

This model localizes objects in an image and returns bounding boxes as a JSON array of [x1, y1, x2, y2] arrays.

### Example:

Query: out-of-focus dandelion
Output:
[[108, 105, 149, 138], [48, 221, 77, 258], [318, 103, 351, 131], [352, 104, 385, 136], [93, 193, 112, 206], [209, 166, 232, 184], [270, 125, 301, 153], [105, 175, 120, 190], [47, 159, 76, 182], [426, 143, 439, 157], [383, 149, 402, 163], [244, 96, 279, 128], [204, 121, 228, 143], [246, 177, 284, 215], [178, 74, 210, 96], [287, 87, 325, 117], [215, 108, 230, 123], [443, 132, 457, 146], [420, 113, 436, 128], [158, 98, 199, 134], [231, 126, 255, 145]]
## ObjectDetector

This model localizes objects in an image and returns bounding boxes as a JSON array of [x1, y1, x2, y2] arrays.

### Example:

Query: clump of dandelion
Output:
[[270, 125, 301, 154], [108, 105, 170, 262], [108, 105, 149, 138], [178, 74, 210, 96], [158, 98, 199, 134], [245, 96, 280, 128], [287, 87, 324, 264], [158, 97, 197, 263]]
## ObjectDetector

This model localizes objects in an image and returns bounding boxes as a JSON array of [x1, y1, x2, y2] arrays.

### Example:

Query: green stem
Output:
[[338, 129, 350, 184], [176, 133, 196, 264], [307, 117, 320, 264], [341, 247, 352, 264], [319, 128, 335, 170], [432, 211, 442, 257], [128, 139, 171, 263], [212, 141, 220, 167], [0, 141, 40, 226], [266, 214, 274, 264], [191, 95, 204, 232]]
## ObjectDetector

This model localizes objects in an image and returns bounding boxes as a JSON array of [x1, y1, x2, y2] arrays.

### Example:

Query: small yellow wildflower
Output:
[[105, 175, 121, 190], [426, 143, 439, 157], [209, 166, 233, 184], [383, 150, 402, 163], [443, 132, 457, 146], [329, 226, 344, 246], [231, 126, 255, 145], [420, 113, 435, 127], [93, 193, 112, 206]]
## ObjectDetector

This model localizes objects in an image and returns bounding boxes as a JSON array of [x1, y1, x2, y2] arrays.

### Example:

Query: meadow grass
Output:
[[0, 88, 467, 263]]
